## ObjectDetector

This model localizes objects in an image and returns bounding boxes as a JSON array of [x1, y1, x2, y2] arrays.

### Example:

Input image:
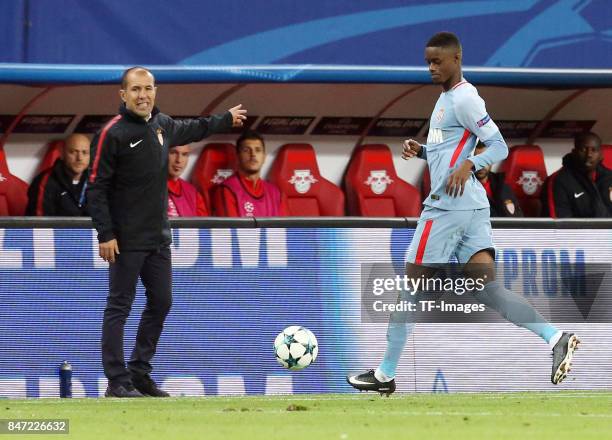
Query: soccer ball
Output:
[[274, 326, 318, 370]]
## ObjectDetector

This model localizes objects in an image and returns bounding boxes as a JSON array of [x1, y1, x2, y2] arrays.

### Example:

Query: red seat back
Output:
[[37, 140, 64, 173], [268, 144, 344, 216], [499, 144, 547, 217], [344, 144, 421, 217], [0, 149, 28, 216], [602, 144, 612, 169], [191, 143, 237, 211]]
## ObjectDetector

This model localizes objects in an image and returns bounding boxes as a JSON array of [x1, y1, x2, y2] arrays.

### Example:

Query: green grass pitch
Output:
[[3, 392, 611, 439]]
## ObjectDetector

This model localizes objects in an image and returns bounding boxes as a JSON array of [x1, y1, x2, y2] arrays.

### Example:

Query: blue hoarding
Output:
[[0, 226, 610, 397]]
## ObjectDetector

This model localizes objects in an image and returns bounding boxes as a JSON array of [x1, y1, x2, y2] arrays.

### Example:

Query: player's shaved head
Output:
[[573, 131, 602, 172], [574, 131, 601, 150], [426, 32, 462, 53]]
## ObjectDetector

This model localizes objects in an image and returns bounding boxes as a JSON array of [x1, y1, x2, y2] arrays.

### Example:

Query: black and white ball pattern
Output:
[[274, 325, 318, 370]]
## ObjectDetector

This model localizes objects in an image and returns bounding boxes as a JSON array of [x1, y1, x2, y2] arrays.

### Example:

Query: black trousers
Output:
[[101, 247, 172, 385]]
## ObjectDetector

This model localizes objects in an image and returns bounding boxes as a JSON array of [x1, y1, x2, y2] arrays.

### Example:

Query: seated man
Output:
[[541, 131, 612, 218], [168, 144, 208, 216], [211, 130, 285, 217], [26, 133, 90, 216], [474, 142, 522, 217]]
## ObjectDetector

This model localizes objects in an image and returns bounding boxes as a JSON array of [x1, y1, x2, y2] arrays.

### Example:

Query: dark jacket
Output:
[[26, 159, 89, 216], [87, 105, 232, 251], [480, 171, 523, 217], [541, 153, 612, 218]]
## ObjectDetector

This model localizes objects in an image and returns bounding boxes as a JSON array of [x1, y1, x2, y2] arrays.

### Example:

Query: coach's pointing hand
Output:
[[229, 104, 247, 127], [402, 139, 422, 160], [99, 239, 120, 263]]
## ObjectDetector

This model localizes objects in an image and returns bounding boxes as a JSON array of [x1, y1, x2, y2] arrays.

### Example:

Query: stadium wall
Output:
[[0, 219, 610, 398]]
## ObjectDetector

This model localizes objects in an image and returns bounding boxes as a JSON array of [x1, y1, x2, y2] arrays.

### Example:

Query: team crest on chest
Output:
[[435, 108, 445, 123], [0, 173, 6, 183], [289, 169, 318, 194], [156, 128, 164, 146], [365, 170, 393, 195]]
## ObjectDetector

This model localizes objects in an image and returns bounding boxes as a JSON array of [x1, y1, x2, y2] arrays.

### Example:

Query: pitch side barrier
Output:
[[1, 64, 612, 87], [0, 217, 610, 229]]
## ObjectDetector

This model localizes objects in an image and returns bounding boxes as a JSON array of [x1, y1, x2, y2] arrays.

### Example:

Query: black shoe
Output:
[[132, 374, 170, 397], [551, 332, 580, 385], [346, 369, 396, 396], [105, 383, 145, 398]]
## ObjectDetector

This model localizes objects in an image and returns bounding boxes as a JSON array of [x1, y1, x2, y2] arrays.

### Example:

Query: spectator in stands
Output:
[[167, 144, 208, 216], [474, 142, 522, 217], [211, 130, 285, 217], [541, 131, 612, 218], [26, 133, 90, 216]]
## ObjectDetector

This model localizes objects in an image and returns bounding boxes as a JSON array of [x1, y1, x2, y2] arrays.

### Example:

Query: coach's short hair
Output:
[[121, 66, 154, 89], [426, 32, 462, 51], [236, 130, 265, 151], [574, 131, 601, 149]]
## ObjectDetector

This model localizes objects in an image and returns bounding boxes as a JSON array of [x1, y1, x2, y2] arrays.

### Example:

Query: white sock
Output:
[[374, 368, 393, 383], [548, 330, 563, 349]]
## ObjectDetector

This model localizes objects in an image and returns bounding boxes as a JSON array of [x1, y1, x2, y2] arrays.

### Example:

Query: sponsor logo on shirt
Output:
[[427, 128, 444, 145], [477, 114, 491, 128], [244, 201, 255, 217], [168, 198, 179, 217]]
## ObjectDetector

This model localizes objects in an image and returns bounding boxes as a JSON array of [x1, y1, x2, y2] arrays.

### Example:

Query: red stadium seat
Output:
[[268, 144, 344, 216], [37, 139, 64, 173], [191, 143, 237, 211], [498, 144, 547, 217], [602, 144, 612, 169], [344, 144, 421, 216], [0, 148, 28, 216]]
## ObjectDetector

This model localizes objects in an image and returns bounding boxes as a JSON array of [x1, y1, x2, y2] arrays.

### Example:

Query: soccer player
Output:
[[347, 32, 579, 395]]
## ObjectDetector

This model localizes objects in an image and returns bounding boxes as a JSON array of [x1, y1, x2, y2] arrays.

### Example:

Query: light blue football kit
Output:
[[407, 79, 506, 264], [377, 79, 560, 381]]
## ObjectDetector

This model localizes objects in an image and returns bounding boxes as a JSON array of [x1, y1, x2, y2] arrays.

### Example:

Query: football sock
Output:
[[377, 309, 415, 380], [476, 280, 559, 343], [548, 330, 563, 349]]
